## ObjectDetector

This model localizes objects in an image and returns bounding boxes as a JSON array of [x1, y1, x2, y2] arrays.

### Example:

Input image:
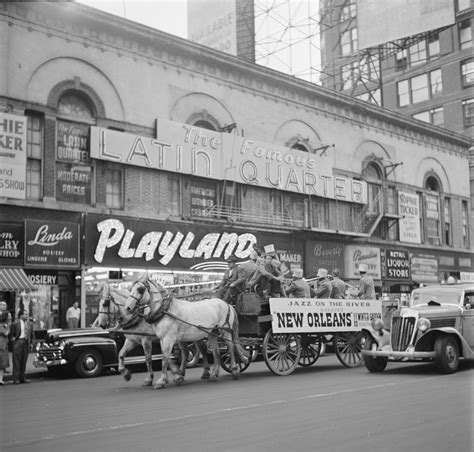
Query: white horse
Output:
[[94, 284, 209, 386], [123, 276, 248, 389]]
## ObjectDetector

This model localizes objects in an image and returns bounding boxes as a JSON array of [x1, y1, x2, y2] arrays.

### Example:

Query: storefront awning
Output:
[[0, 268, 36, 291]]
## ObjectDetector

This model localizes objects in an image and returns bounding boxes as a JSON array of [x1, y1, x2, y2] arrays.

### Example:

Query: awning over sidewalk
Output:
[[0, 268, 36, 291]]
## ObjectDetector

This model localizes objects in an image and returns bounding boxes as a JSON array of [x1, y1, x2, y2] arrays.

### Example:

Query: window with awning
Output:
[[0, 268, 36, 291]]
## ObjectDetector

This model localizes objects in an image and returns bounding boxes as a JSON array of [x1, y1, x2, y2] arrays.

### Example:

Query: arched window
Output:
[[424, 175, 442, 245], [57, 91, 94, 119], [193, 119, 216, 131], [362, 162, 383, 214]]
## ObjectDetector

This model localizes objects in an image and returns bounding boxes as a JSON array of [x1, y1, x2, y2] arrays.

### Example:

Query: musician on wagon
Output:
[[313, 268, 333, 298], [216, 255, 246, 304], [285, 268, 311, 298]]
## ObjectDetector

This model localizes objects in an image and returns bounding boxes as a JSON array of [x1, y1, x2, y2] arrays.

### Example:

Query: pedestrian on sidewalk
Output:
[[66, 301, 81, 329], [9, 309, 34, 384], [0, 304, 11, 385]]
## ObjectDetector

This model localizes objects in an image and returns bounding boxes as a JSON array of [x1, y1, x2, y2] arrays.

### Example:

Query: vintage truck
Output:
[[362, 281, 474, 374]]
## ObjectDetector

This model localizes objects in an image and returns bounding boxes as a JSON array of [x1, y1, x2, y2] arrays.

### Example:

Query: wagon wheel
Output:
[[219, 340, 253, 374], [298, 334, 323, 367], [263, 329, 301, 376], [333, 332, 364, 368]]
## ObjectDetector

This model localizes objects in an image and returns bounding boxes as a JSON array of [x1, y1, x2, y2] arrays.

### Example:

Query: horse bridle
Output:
[[98, 293, 123, 328], [128, 280, 172, 324]]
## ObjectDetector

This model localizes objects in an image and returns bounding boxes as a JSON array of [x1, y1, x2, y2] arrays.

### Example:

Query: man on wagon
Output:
[[248, 245, 287, 297], [285, 268, 310, 298], [313, 268, 333, 298], [216, 255, 246, 304]]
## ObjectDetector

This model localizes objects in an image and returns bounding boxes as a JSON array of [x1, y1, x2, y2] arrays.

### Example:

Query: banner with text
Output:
[[0, 112, 27, 199], [270, 297, 382, 333]]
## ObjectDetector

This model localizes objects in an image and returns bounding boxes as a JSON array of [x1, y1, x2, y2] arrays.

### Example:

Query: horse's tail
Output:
[[230, 306, 248, 364]]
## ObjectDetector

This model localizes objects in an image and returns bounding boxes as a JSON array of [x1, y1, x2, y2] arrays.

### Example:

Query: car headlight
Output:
[[417, 317, 431, 332], [53, 340, 66, 350], [371, 317, 384, 331]]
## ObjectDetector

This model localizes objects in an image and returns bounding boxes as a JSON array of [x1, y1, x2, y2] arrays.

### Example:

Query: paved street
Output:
[[1, 354, 473, 452]]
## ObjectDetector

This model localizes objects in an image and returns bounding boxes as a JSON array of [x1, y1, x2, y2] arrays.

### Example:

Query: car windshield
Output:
[[411, 288, 462, 306]]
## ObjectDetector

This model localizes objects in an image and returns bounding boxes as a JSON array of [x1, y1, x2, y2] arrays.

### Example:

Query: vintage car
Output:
[[34, 327, 198, 378], [362, 282, 474, 374]]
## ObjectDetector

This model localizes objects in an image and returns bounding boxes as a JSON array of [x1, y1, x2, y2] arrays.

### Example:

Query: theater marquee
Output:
[[90, 119, 367, 204]]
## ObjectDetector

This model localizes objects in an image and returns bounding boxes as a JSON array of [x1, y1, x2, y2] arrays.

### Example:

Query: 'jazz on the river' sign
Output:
[[270, 298, 382, 333]]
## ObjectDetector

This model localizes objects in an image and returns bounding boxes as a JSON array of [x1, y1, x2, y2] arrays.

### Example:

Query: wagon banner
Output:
[[270, 298, 382, 333]]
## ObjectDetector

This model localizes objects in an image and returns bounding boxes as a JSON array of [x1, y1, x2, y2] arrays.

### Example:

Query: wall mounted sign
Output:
[[384, 249, 410, 281], [344, 245, 381, 279], [398, 191, 421, 243], [304, 240, 345, 278], [90, 118, 367, 204], [0, 222, 23, 266], [0, 112, 27, 200], [24, 220, 80, 269]]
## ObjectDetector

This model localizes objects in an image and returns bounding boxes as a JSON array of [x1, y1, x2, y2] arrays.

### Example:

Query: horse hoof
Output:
[[201, 372, 210, 380], [174, 376, 184, 386], [123, 369, 132, 381], [232, 370, 240, 380], [153, 383, 165, 390], [208, 375, 218, 382], [142, 380, 153, 387]]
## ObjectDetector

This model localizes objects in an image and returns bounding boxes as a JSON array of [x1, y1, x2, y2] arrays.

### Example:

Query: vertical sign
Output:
[[25, 220, 80, 268], [425, 193, 440, 244], [56, 121, 92, 204], [0, 112, 27, 199], [398, 191, 421, 243]]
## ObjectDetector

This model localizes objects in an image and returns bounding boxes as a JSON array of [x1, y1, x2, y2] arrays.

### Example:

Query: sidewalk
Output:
[[4, 352, 48, 382]]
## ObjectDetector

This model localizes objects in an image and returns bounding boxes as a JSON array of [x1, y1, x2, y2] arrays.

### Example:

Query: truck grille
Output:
[[38, 346, 64, 360], [391, 316, 416, 351], [430, 318, 455, 328]]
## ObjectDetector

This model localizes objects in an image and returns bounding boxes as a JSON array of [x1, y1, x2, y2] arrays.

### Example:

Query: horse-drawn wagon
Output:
[[221, 292, 382, 376]]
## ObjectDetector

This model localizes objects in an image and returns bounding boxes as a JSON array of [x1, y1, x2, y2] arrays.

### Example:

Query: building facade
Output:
[[320, 0, 474, 140], [0, 2, 472, 331]]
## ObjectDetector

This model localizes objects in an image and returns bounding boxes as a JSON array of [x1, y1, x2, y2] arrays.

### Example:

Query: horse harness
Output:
[[131, 280, 235, 340]]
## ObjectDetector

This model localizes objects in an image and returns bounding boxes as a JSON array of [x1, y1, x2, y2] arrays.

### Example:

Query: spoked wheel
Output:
[[219, 339, 253, 374], [333, 332, 365, 368], [298, 334, 323, 367], [263, 329, 301, 376]]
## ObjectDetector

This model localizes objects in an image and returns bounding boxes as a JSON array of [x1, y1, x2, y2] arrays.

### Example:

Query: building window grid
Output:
[[462, 201, 469, 248], [461, 59, 474, 87], [409, 40, 427, 66], [105, 168, 123, 209], [463, 99, 474, 127], [168, 175, 181, 216], [397, 70, 443, 106], [413, 107, 444, 126], [26, 114, 42, 200], [340, 1, 356, 22], [443, 198, 451, 246], [459, 19, 472, 50], [341, 28, 357, 55]]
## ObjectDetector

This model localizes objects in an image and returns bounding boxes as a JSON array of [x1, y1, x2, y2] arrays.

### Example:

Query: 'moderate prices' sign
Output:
[[90, 119, 367, 204], [270, 298, 381, 333]]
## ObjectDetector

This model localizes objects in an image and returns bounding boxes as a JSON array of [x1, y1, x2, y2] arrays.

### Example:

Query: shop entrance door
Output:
[[59, 288, 73, 329]]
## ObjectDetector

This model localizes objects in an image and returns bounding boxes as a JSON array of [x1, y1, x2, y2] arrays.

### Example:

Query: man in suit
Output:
[[216, 256, 246, 303], [9, 309, 34, 384]]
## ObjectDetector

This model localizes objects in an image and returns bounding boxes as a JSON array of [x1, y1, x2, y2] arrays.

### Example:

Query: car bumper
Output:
[[362, 349, 437, 360], [33, 358, 67, 368]]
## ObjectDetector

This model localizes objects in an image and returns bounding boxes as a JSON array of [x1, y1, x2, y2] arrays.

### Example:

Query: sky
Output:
[[77, 0, 189, 38]]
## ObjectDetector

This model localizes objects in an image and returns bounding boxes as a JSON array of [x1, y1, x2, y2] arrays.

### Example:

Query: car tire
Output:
[[74, 349, 103, 378], [434, 335, 459, 374], [363, 337, 388, 373], [185, 342, 200, 368]]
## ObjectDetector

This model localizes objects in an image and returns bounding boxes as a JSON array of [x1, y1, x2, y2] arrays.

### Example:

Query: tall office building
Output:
[[319, 0, 473, 139]]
